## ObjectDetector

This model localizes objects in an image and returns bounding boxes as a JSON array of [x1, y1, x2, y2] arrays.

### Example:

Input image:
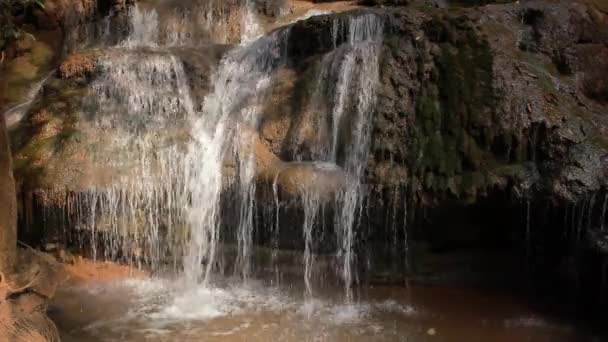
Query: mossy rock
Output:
[[411, 13, 521, 201], [1, 35, 54, 109]]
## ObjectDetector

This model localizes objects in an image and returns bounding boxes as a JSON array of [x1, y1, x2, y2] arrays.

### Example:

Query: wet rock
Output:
[[517, 0, 608, 102], [275, 162, 347, 200], [358, 0, 410, 6], [58, 51, 99, 78], [586, 229, 608, 255], [0, 102, 17, 273], [0, 248, 64, 342], [254, 0, 287, 16], [31, 0, 129, 29]]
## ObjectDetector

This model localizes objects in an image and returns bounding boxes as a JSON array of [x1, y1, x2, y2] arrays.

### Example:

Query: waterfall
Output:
[[241, 0, 262, 42], [75, 50, 196, 270], [123, 4, 160, 47], [330, 14, 384, 300], [279, 13, 384, 299], [53, 0, 386, 301], [183, 27, 291, 284]]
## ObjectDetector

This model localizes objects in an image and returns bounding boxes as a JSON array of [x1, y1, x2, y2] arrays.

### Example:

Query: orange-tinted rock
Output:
[[59, 52, 98, 78]]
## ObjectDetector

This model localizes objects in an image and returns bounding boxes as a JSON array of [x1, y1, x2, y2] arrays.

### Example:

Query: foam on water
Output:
[[149, 287, 239, 321], [70, 277, 384, 329], [53, 278, 590, 341], [375, 300, 418, 316]]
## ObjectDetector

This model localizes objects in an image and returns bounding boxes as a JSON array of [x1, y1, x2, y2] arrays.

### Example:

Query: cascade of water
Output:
[[241, 0, 262, 42], [287, 13, 383, 300], [332, 15, 383, 300], [59, 3, 387, 300], [89, 53, 196, 122], [289, 13, 383, 300], [72, 50, 196, 271], [122, 0, 261, 47], [123, 3, 160, 47], [183, 27, 291, 284]]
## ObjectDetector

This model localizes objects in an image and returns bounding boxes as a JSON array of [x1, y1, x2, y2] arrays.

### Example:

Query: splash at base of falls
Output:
[[50, 268, 593, 342]]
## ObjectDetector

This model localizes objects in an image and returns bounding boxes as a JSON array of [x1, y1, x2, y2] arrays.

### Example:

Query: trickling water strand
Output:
[[525, 198, 531, 275], [391, 185, 399, 253], [234, 139, 257, 282], [89, 53, 196, 127], [302, 189, 321, 299], [330, 53, 355, 160], [121, 1, 259, 47], [71, 43, 196, 271], [588, 193, 597, 232], [402, 186, 410, 285], [272, 171, 282, 284], [601, 193, 608, 232]]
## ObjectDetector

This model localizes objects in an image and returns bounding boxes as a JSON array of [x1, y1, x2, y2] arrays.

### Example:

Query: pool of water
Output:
[[50, 275, 599, 342]]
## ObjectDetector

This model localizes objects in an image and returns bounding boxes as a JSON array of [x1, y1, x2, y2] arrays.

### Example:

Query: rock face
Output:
[[0, 106, 17, 273], [7, 0, 608, 305], [0, 249, 64, 342]]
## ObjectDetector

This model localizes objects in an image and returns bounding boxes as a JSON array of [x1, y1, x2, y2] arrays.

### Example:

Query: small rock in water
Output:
[[427, 328, 436, 336]]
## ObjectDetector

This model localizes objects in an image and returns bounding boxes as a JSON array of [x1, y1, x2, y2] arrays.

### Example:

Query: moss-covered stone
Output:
[[1, 34, 54, 110], [411, 14, 516, 201]]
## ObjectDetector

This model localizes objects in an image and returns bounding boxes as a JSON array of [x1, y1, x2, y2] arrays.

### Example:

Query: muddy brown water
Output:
[[50, 274, 601, 342]]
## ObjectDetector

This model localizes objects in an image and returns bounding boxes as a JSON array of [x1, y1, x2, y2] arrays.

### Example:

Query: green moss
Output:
[[412, 14, 517, 201]]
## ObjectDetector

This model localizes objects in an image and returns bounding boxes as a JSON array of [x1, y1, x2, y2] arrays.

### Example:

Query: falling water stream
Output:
[[14, 0, 598, 340]]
